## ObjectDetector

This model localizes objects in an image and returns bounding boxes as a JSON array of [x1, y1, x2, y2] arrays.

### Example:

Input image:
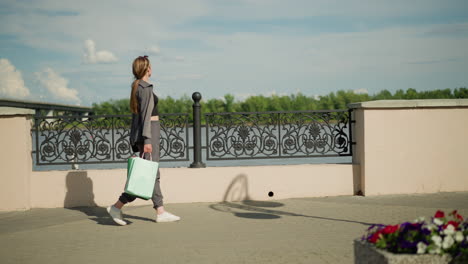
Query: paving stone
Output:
[[1, 192, 467, 264]]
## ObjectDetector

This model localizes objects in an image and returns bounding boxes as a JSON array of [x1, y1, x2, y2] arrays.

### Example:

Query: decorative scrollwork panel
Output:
[[206, 110, 351, 160], [206, 113, 280, 159], [159, 114, 189, 160], [280, 111, 351, 156], [34, 114, 189, 165], [113, 117, 132, 160], [36, 117, 113, 164]]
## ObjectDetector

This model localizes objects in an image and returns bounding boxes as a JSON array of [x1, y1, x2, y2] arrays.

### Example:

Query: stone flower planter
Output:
[[354, 240, 453, 264]]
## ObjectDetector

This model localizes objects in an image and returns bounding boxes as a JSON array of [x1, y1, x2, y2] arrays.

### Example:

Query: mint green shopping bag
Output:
[[124, 154, 159, 200]]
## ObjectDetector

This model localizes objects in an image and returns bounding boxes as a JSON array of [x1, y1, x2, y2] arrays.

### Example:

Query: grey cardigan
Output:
[[130, 80, 154, 152]]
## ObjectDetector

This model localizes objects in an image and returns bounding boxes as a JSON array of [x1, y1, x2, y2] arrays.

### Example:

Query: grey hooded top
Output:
[[129, 80, 154, 152]]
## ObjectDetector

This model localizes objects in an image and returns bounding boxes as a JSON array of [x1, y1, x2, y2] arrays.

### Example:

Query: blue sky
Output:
[[1, 0, 467, 106]]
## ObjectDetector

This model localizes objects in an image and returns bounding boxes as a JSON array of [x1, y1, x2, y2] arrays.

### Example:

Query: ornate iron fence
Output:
[[32, 92, 354, 167], [33, 114, 189, 165], [205, 110, 352, 160]]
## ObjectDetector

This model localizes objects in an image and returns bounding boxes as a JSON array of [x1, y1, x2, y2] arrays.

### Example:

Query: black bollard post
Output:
[[190, 92, 206, 168]]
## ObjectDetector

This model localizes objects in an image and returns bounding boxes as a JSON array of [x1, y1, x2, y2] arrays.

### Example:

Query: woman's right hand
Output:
[[144, 144, 153, 154]]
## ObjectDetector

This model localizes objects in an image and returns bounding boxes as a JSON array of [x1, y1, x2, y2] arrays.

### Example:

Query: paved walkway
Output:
[[1, 192, 468, 264]]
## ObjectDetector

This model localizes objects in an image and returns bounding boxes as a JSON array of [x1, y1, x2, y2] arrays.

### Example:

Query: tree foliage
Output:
[[92, 87, 468, 115], [92, 99, 129, 115]]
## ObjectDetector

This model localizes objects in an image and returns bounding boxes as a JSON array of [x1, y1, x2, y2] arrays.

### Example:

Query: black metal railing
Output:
[[33, 113, 189, 165], [205, 110, 352, 160], [32, 92, 354, 167]]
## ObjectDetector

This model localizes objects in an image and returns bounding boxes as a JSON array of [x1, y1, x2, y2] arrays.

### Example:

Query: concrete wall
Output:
[[30, 164, 355, 208], [0, 107, 35, 211], [350, 100, 468, 196], [2, 99, 468, 211]]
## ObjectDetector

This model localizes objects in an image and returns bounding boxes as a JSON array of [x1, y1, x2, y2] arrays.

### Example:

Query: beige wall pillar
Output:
[[351, 109, 365, 195], [349, 99, 468, 196], [0, 107, 35, 211]]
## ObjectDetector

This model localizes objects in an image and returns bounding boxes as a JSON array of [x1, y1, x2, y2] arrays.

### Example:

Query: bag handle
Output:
[[140, 152, 152, 161]]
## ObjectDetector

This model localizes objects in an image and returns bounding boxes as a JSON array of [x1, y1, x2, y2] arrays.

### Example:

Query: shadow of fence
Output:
[[210, 173, 375, 226]]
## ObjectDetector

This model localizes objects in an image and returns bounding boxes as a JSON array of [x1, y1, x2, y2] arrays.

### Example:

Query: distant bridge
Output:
[[0, 98, 93, 116]]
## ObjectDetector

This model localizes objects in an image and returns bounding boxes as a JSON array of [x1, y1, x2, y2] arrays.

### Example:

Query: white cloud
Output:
[[175, 56, 185, 62], [35, 68, 80, 103], [0, 58, 30, 98], [83, 39, 118, 64], [147, 45, 161, 56], [353, 89, 369, 94], [233, 92, 256, 101], [232, 91, 289, 101]]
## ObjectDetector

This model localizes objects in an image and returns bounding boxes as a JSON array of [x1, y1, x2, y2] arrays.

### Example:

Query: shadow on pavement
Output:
[[66, 206, 116, 225], [210, 173, 376, 226], [242, 200, 284, 208], [210, 201, 375, 226], [66, 206, 155, 225], [64, 171, 153, 225], [234, 212, 281, 219]]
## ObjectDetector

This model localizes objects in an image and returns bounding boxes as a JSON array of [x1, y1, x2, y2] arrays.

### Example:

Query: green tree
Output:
[[374, 89, 393, 100], [92, 87, 468, 114], [204, 98, 225, 113], [404, 88, 418, 99], [454, 87, 468, 98], [224, 94, 235, 112], [394, 89, 405, 99], [92, 99, 130, 115], [240, 96, 269, 112]]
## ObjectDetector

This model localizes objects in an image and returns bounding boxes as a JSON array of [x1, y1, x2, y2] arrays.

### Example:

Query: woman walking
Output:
[[107, 55, 180, 225]]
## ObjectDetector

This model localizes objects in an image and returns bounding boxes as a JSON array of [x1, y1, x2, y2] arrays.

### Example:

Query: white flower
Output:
[[433, 218, 444, 226], [413, 216, 426, 223], [431, 235, 442, 247], [442, 235, 455, 249], [423, 223, 436, 231], [417, 242, 427, 254], [443, 224, 456, 236], [455, 231, 464, 242], [429, 247, 442, 254]]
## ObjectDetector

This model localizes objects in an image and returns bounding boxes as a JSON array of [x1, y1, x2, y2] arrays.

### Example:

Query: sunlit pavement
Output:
[[1, 192, 467, 264]]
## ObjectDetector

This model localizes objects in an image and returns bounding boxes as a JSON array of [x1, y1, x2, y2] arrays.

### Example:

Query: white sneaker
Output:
[[106, 206, 127, 226], [156, 212, 181, 223]]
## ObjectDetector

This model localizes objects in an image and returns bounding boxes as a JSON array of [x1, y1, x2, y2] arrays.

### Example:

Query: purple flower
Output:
[[421, 228, 431, 235], [399, 240, 417, 249], [361, 210, 468, 258]]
